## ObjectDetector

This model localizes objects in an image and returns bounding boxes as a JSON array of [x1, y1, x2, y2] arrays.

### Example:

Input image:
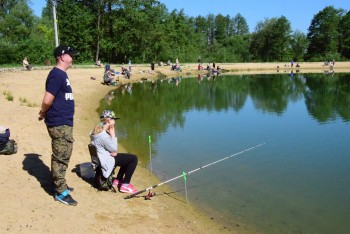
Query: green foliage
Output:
[[250, 16, 292, 62], [56, 0, 95, 62], [19, 96, 38, 107], [2, 90, 14, 101], [306, 6, 345, 61], [232, 13, 249, 35], [224, 35, 252, 62], [339, 11, 350, 59], [214, 14, 229, 43], [0, 0, 36, 64], [0, 0, 34, 42], [0, 39, 17, 63], [291, 30, 308, 61], [0, 2, 349, 64]]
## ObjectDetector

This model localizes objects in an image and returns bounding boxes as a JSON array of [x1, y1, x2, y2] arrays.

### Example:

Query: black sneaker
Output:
[[55, 193, 78, 206]]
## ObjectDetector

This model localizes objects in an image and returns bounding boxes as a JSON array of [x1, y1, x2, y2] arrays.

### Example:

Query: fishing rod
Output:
[[124, 143, 266, 200]]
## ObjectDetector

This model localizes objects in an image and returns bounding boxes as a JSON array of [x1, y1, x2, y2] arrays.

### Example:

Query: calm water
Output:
[[100, 73, 350, 233]]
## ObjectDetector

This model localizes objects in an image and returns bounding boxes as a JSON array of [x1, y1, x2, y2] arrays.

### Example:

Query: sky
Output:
[[30, 0, 349, 33]]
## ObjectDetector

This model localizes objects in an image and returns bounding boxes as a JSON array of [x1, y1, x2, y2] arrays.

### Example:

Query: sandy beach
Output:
[[1, 62, 349, 233]]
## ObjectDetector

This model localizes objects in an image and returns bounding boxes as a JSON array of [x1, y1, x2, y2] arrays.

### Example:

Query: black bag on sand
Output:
[[0, 139, 18, 155]]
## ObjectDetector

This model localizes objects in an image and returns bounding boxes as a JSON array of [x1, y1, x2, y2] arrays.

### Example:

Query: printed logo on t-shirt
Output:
[[65, 78, 74, 100], [66, 78, 71, 87], [65, 93, 74, 100]]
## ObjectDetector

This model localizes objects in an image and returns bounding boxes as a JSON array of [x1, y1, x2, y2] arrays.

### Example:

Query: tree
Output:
[[214, 14, 229, 44], [164, 9, 198, 62], [0, 0, 35, 63], [290, 30, 308, 61], [5, 0, 349, 65], [223, 35, 251, 62], [232, 13, 249, 35], [206, 13, 215, 46], [306, 6, 345, 61], [193, 15, 208, 58], [339, 11, 350, 59], [55, 0, 95, 62], [250, 16, 292, 62], [95, 0, 102, 63]]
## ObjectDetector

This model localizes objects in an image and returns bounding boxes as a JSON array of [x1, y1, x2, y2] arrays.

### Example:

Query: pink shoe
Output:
[[119, 183, 138, 194], [112, 179, 119, 187]]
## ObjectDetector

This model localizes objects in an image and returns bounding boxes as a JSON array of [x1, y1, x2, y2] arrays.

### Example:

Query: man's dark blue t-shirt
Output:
[[44, 67, 75, 127]]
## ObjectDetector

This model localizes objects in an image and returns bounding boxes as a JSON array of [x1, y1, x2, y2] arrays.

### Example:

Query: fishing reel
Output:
[[144, 191, 156, 200]]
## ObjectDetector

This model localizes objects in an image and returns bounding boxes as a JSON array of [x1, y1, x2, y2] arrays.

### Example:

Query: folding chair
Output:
[[88, 144, 116, 193]]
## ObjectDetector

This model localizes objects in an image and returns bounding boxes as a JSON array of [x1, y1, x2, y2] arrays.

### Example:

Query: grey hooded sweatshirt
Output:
[[90, 130, 117, 178]]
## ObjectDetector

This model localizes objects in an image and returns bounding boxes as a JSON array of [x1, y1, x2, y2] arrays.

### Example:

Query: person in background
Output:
[[217, 66, 221, 75], [90, 110, 138, 194], [38, 45, 78, 206], [105, 64, 115, 74], [23, 57, 32, 71], [96, 59, 103, 67], [103, 69, 114, 85]]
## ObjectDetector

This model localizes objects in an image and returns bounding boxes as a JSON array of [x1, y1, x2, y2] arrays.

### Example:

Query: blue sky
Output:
[[30, 0, 349, 33]]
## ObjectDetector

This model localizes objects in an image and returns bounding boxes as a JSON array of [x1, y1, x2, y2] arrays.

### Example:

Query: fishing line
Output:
[[124, 143, 266, 200]]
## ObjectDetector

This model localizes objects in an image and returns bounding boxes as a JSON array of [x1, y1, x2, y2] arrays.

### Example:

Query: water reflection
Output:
[[120, 83, 133, 95], [98, 73, 350, 159]]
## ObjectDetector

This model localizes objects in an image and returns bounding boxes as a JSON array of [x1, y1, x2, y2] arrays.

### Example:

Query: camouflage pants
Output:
[[47, 125, 74, 194]]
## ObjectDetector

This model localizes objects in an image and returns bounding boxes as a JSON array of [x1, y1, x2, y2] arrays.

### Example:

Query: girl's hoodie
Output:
[[90, 130, 117, 178]]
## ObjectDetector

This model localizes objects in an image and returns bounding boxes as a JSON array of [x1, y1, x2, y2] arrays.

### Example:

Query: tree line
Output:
[[1, 0, 349, 65]]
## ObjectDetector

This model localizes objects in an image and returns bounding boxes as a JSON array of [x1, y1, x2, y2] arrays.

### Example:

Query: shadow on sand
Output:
[[22, 153, 54, 196]]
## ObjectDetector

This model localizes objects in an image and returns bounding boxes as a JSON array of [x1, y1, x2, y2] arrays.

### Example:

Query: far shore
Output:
[[0, 62, 349, 233], [1, 61, 349, 76]]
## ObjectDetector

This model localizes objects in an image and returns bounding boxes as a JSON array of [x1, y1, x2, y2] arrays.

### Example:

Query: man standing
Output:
[[39, 45, 78, 206]]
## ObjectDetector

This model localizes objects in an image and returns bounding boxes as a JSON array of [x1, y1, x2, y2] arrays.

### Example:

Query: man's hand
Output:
[[38, 110, 46, 121]]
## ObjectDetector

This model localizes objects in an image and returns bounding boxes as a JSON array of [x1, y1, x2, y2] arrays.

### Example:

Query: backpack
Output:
[[0, 139, 18, 155]]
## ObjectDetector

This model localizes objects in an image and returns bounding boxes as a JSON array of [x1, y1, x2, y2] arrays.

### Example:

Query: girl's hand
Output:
[[107, 119, 116, 134], [109, 124, 115, 131], [111, 152, 117, 157], [102, 122, 110, 131]]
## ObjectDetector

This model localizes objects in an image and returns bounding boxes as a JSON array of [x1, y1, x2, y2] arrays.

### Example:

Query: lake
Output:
[[100, 72, 350, 233]]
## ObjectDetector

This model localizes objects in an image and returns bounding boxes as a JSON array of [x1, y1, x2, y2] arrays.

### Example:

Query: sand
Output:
[[1, 62, 349, 233]]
